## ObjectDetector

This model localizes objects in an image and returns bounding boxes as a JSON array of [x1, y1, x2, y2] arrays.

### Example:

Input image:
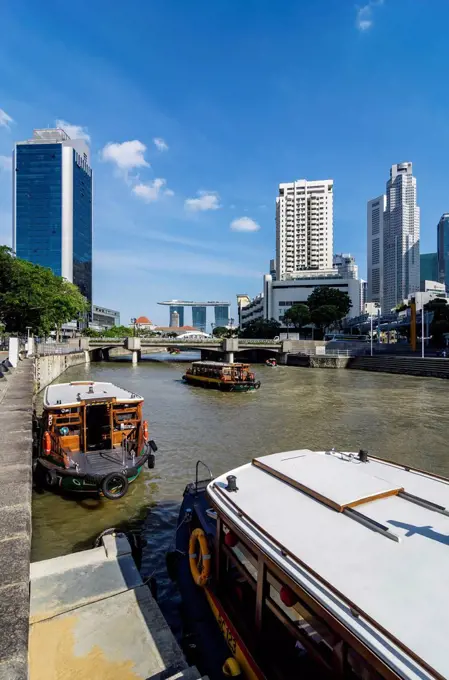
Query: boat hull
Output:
[[34, 447, 151, 496], [182, 375, 260, 392], [172, 485, 265, 679]]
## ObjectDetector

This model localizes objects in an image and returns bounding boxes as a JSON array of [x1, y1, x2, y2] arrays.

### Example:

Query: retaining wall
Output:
[[0, 359, 34, 680], [347, 355, 449, 379], [34, 352, 88, 393], [287, 355, 350, 369]]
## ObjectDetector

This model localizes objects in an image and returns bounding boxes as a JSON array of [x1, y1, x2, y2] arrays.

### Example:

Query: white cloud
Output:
[[101, 140, 149, 170], [230, 217, 260, 232], [184, 191, 221, 212], [132, 178, 174, 203], [153, 137, 168, 152], [55, 119, 90, 142], [356, 0, 384, 31], [0, 108, 13, 129], [0, 155, 12, 171]]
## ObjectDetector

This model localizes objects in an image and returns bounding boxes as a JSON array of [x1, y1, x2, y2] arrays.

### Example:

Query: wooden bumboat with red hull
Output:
[[34, 381, 157, 499], [171, 450, 449, 679], [183, 361, 261, 392]]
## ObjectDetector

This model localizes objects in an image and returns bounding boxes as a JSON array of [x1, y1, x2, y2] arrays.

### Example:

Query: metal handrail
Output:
[[195, 460, 213, 493]]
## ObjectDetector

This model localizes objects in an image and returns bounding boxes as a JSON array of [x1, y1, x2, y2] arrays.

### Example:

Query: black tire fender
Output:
[[147, 453, 155, 469], [100, 472, 129, 500], [46, 468, 58, 487]]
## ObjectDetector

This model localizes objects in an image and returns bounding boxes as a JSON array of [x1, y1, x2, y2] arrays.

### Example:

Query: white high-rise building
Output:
[[367, 194, 386, 307], [276, 179, 333, 280], [383, 162, 420, 311]]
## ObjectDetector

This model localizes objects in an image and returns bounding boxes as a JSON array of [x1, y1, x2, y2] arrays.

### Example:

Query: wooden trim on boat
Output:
[[252, 458, 402, 512], [368, 454, 449, 485], [211, 484, 443, 680], [255, 557, 267, 633]]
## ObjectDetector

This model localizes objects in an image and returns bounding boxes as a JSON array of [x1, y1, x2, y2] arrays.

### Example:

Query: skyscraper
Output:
[[13, 128, 93, 302], [382, 163, 420, 311], [421, 252, 438, 283], [367, 195, 386, 307], [437, 214, 449, 289], [333, 253, 358, 279], [276, 179, 333, 280]]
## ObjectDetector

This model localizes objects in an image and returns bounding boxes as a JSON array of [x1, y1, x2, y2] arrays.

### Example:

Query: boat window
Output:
[[265, 569, 338, 661], [114, 411, 137, 422]]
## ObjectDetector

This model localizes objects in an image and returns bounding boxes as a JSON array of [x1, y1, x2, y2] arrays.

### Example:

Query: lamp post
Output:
[[370, 315, 373, 357], [211, 322, 215, 338], [421, 306, 425, 359], [131, 318, 136, 338]]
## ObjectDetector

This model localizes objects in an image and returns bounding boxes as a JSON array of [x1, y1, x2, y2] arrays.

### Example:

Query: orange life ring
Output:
[[143, 420, 149, 441], [43, 431, 51, 456], [189, 528, 211, 586]]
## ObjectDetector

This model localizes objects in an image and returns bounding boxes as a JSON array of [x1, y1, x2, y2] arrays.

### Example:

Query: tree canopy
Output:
[[239, 318, 281, 339], [0, 246, 88, 335], [307, 286, 352, 319], [310, 304, 341, 332], [283, 303, 311, 330], [425, 298, 449, 347]]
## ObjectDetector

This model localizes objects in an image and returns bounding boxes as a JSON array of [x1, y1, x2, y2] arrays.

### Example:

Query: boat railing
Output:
[[195, 460, 213, 493]]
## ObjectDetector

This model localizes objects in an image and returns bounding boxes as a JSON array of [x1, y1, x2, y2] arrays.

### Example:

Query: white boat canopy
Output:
[[208, 449, 449, 680], [44, 382, 144, 408]]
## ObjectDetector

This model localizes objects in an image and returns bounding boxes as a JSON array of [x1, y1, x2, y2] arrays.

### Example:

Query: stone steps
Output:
[[348, 356, 449, 379]]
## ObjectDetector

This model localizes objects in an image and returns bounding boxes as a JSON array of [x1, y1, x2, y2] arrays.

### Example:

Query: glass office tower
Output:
[[420, 253, 438, 283], [437, 214, 449, 290], [169, 305, 184, 327], [214, 305, 230, 327], [192, 306, 207, 332], [13, 129, 93, 302]]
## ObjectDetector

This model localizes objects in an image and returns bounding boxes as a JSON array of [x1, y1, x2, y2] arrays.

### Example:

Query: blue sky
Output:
[[1, 0, 449, 326]]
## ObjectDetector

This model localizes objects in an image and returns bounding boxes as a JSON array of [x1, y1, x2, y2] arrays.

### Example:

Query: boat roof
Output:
[[191, 361, 249, 367], [44, 382, 144, 408], [208, 449, 449, 680]]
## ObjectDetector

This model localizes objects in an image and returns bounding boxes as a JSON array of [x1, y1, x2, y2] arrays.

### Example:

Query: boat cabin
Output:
[[187, 361, 254, 383], [204, 450, 449, 679], [42, 381, 145, 455]]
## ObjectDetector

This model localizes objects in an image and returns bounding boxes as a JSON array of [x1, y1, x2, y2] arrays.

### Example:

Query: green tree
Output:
[[239, 318, 281, 339], [425, 298, 449, 347], [310, 305, 340, 335], [283, 304, 311, 331], [0, 246, 88, 335], [307, 286, 351, 321], [212, 326, 228, 337]]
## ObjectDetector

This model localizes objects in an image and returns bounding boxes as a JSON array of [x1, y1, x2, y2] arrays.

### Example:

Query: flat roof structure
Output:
[[44, 381, 143, 407], [158, 300, 230, 306], [208, 449, 449, 680]]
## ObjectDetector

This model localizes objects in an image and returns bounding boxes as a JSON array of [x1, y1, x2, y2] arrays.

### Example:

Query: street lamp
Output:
[[370, 315, 373, 356], [130, 318, 136, 338]]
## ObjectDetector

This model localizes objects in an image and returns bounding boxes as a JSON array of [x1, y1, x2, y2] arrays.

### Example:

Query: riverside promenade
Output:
[[0, 359, 33, 680]]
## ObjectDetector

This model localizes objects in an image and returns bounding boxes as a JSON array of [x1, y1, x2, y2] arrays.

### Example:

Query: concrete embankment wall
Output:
[[0, 359, 34, 680], [347, 355, 449, 379], [34, 352, 88, 393], [287, 353, 449, 379]]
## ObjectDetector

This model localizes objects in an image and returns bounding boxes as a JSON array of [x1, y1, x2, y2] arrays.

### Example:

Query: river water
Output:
[[31, 356, 449, 609]]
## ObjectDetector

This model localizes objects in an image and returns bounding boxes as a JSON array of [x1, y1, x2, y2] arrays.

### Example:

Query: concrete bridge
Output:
[[81, 337, 296, 364]]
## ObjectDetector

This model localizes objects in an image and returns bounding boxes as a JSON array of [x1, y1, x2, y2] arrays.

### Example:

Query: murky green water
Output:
[[31, 357, 449, 603]]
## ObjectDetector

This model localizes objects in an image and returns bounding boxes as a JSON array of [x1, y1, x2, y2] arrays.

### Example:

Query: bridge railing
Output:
[[36, 343, 83, 356], [86, 337, 282, 345]]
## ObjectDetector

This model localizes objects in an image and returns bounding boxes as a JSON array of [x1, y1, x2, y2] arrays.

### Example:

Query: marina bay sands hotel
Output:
[[157, 300, 230, 332]]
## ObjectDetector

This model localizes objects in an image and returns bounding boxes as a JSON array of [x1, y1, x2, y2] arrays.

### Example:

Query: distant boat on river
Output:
[[182, 361, 261, 392]]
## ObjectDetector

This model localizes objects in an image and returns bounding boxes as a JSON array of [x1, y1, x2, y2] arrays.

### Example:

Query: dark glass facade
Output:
[[214, 305, 230, 327], [169, 305, 184, 327], [438, 214, 449, 289], [192, 306, 207, 332], [420, 252, 438, 283], [73, 152, 92, 301], [15, 144, 63, 274], [15, 141, 92, 304]]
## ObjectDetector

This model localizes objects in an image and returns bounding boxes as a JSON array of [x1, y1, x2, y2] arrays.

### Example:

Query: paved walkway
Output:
[[0, 359, 34, 680]]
